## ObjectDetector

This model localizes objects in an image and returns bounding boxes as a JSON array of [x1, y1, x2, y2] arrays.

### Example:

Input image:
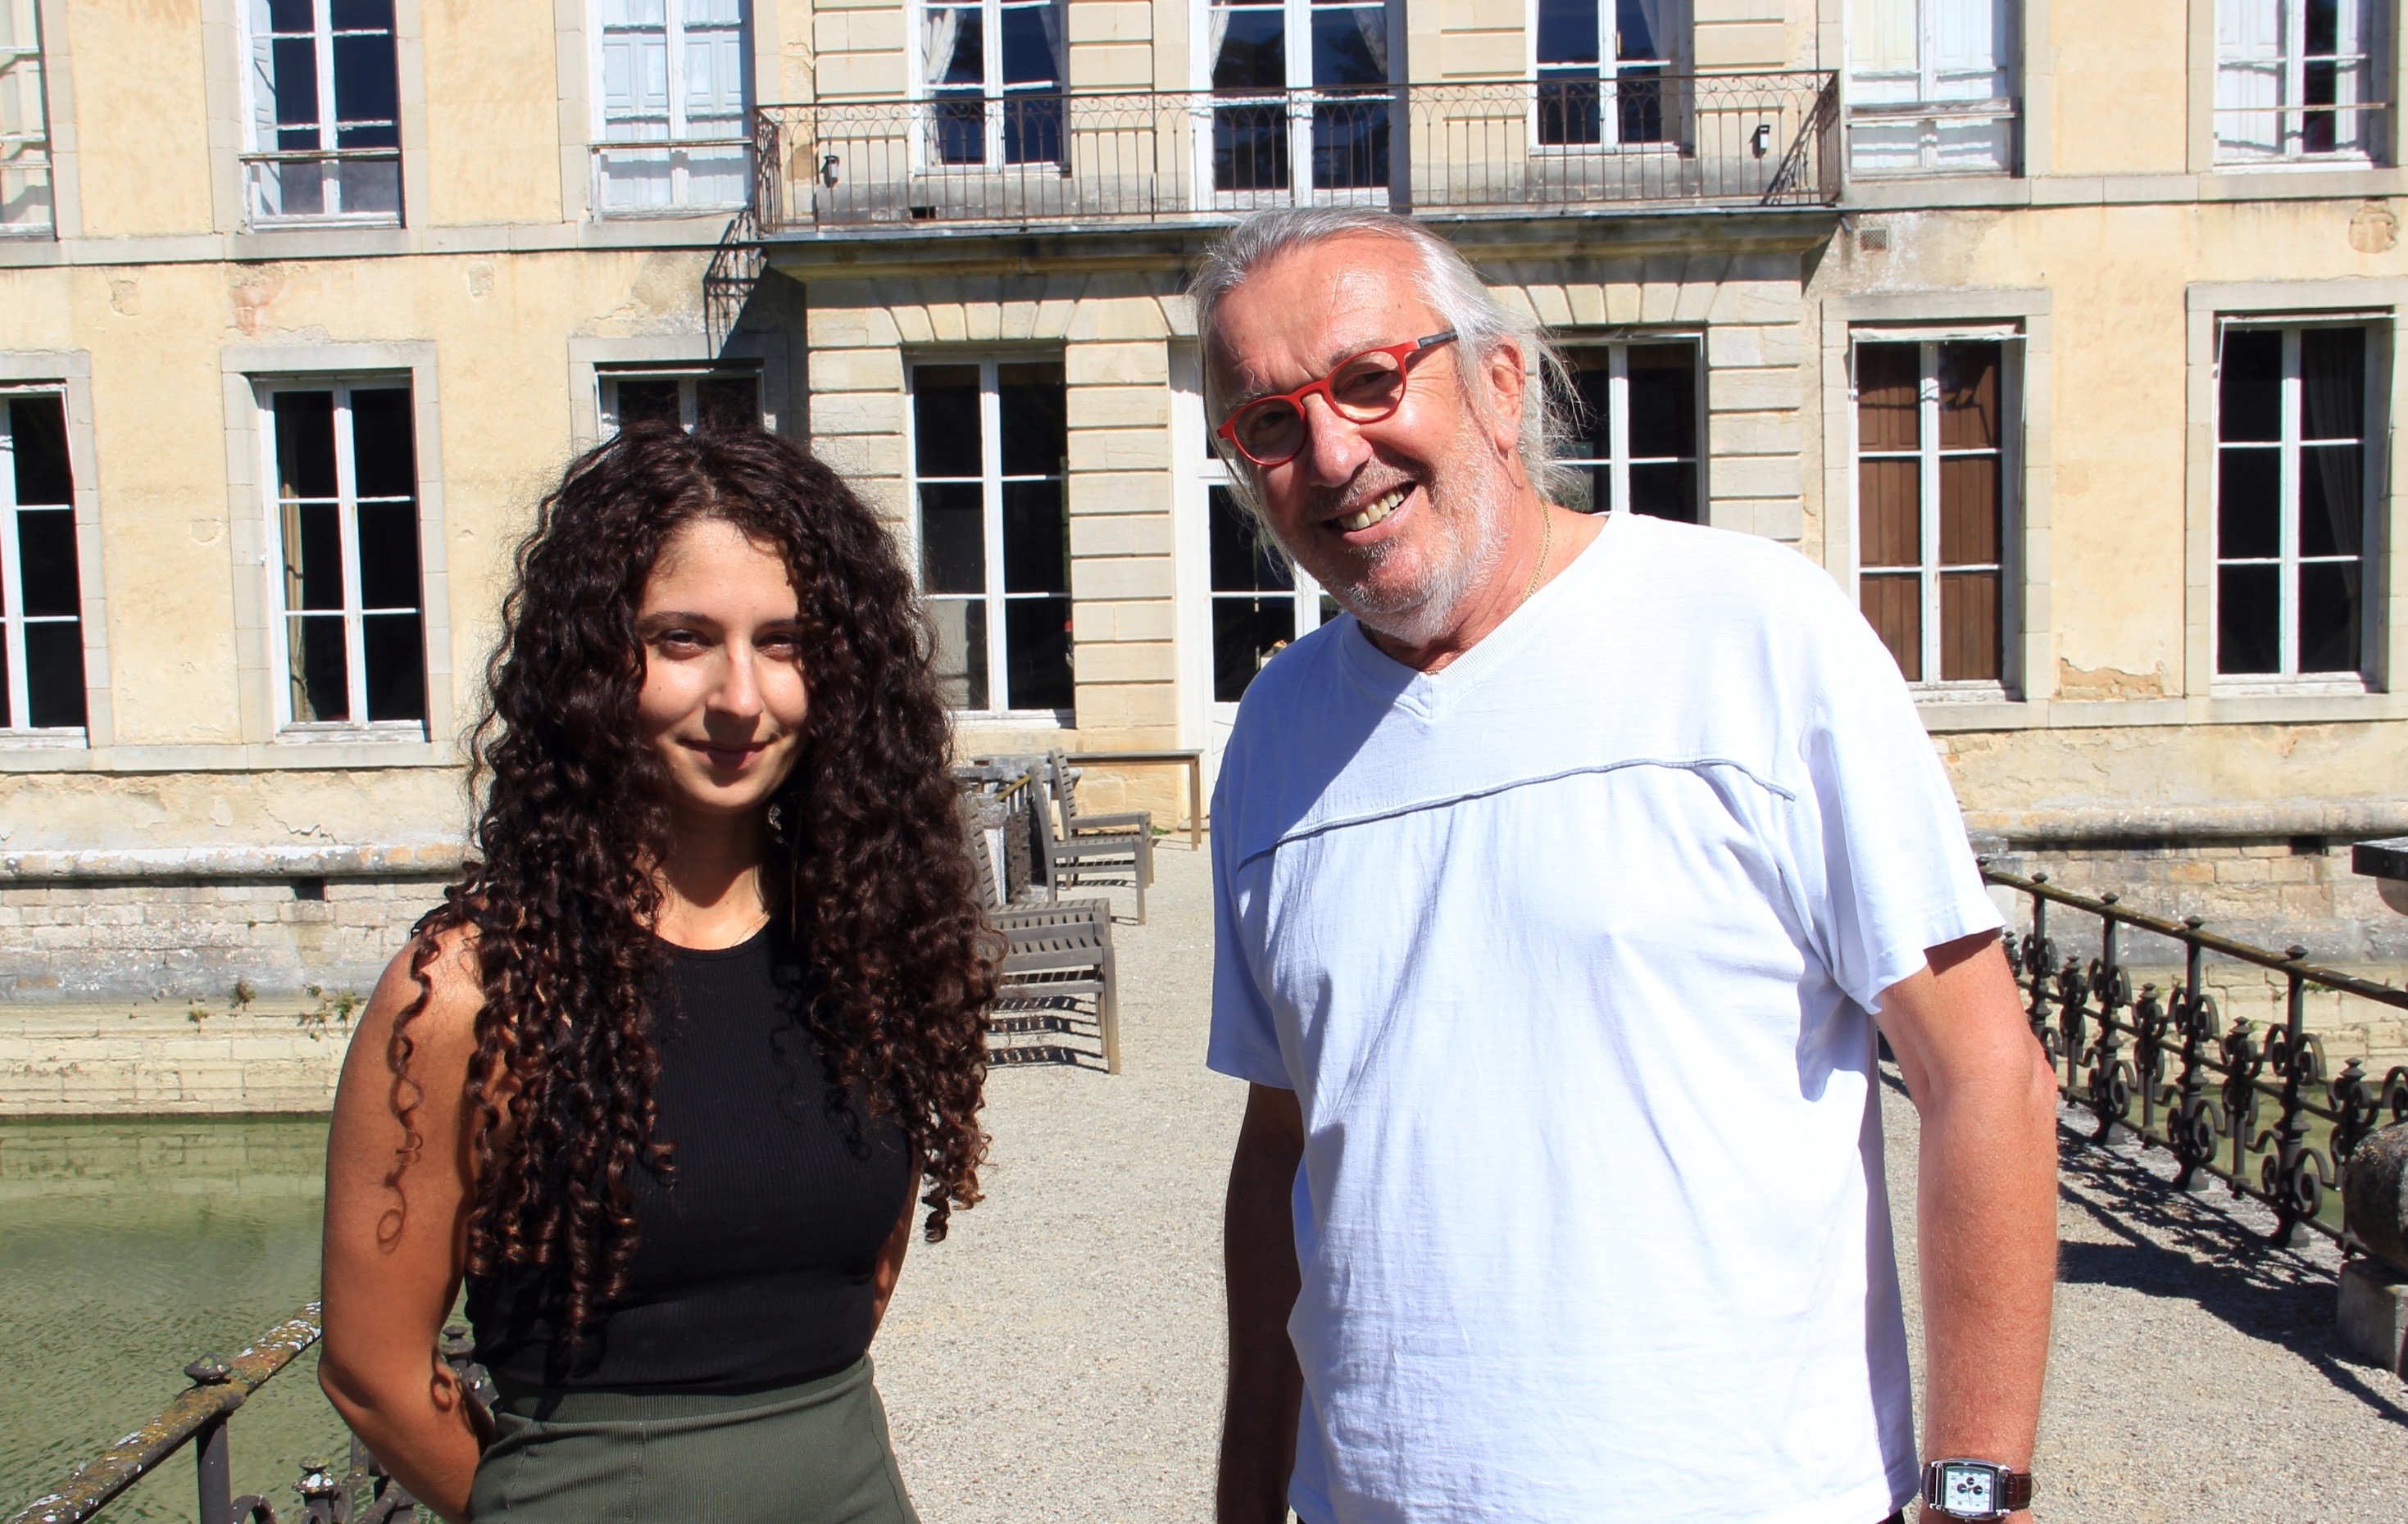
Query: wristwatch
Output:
[[1920, 1458, 2033, 1520]]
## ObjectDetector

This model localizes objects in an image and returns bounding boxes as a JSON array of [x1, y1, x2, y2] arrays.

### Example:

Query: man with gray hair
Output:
[[1198, 207, 2058, 1524]]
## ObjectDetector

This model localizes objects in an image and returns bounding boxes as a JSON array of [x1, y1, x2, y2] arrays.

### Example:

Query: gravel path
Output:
[[877, 842, 2408, 1522]]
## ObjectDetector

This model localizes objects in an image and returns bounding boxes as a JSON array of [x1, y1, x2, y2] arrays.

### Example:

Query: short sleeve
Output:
[[1205, 773, 1293, 1088], [1784, 596, 2003, 1014]]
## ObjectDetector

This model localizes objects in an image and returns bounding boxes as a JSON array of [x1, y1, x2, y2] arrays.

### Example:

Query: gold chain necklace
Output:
[[1518, 505, 1554, 607]]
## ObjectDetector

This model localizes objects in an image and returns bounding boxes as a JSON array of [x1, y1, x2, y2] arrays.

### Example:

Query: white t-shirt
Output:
[[1207, 511, 2001, 1524]]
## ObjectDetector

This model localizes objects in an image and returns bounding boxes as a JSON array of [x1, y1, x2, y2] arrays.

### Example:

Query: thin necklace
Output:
[[1518, 505, 1554, 606]]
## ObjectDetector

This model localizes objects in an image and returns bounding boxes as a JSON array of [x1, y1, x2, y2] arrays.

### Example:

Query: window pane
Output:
[[2298, 560, 2362, 674], [8, 396, 73, 505], [997, 362, 1066, 477], [289, 613, 351, 720], [2216, 563, 2281, 674], [1535, 0, 1600, 65], [1001, 479, 1068, 594], [1311, 98, 1388, 189], [918, 481, 986, 594], [697, 375, 761, 433], [1215, 101, 1291, 190], [289, 501, 346, 610], [2300, 443, 2363, 557], [2300, 326, 2365, 441], [362, 610, 426, 722], [1211, 487, 1293, 593], [331, 34, 399, 144], [2219, 328, 2281, 442], [616, 379, 680, 430], [2216, 447, 2280, 560], [1937, 342, 2001, 449], [1561, 461, 1607, 515], [913, 365, 982, 478], [1856, 344, 1920, 451], [1626, 461, 1696, 522], [1939, 570, 2000, 683], [1561, 351, 1611, 460], [1615, 0, 1665, 58], [1938, 455, 1999, 566], [17, 508, 80, 617], [1004, 596, 1074, 710], [275, 392, 339, 501], [24, 621, 85, 728], [357, 501, 421, 610], [1857, 457, 1920, 568], [268, 0, 317, 34], [1212, 8, 1288, 90], [271, 36, 322, 131], [927, 597, 988, 710], [1859, 573, 1921, 682], [1311, 6, 1385, 88], [1214, 596, 1296, 702], [1625, 344, 1696, 460], [999, 7, 1060, 86], [350, 388, 416, 499], [934, 6, 984, 86], [0, 634, 7, 724]]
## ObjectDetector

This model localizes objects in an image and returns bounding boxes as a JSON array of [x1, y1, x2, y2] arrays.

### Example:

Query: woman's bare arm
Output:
[[318, 930, 488, 1522]]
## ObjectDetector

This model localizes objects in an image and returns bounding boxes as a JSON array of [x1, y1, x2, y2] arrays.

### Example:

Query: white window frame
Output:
[[0, 0, 52, 237], [1844, 0, 2017, 175], [1847, 326, 2023, 697], [1189, 0, 1402, 205], [1525, 0, 1688, 152], [590, 0, 754, 216], [257, 377, 429, 737], [0, 388, 82, 737], [911, 0, 1067, 171], [1554, 335, 1705, 519], [597, 365, 765, 433], [905, 356, 1073, 720], [238, 0, 405, 228], [2210, 318, 2384, 688], [2215, 0, 2382, 165], [1195, 406, 1330, 710]]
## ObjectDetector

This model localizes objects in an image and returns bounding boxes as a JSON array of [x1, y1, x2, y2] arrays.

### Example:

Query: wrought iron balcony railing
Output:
[[752, 73, 1838, 234]]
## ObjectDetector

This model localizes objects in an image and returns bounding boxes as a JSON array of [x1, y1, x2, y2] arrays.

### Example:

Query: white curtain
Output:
[[1348, 4, 1388, 79], [1208, 4, 1234, 87], [924, 3, 964, 88], [2301, 331, 2365, 566], [1629, 0, 1681, 66], [1037, 0, 1066, 86]]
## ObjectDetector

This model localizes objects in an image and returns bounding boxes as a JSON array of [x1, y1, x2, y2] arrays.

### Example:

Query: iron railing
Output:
[[754, 73, 1838, 232], [1985, 865, 2408, 1249], [7, 1306, 489, 1524]]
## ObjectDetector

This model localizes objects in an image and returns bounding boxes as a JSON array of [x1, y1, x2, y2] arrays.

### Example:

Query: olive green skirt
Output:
[[468, 1357, 920, 1524]]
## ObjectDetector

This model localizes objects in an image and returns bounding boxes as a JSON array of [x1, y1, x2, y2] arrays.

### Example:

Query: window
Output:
[[921, 0, 1065, 167], [595, 0, 752, 214], [0, 393, 84, 733], [599, 369, 761, 433], [261, 383, 428, 729], [2217, 0, 2378, 162], [910, 361, 1073, 713], [0, 0, 49, 234], [1555, 341, 1700, 519], [243, 0, 402, 225], [2215, 324, 2376, 679], [1847, 0, 2013, 174], [1206, 0, 1393, 196], [1196, 418, 1333, 704], [1533, 0, 1679, 147], [1854, 339, 2008, 687]]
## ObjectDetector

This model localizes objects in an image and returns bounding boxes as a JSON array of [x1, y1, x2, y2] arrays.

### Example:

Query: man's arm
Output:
[[1874, 931, 2059, 1523], [1219, 1081, 1306, 1524]]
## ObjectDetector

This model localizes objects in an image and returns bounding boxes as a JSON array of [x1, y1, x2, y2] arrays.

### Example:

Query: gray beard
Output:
[[1322, 460, 1517, 651]]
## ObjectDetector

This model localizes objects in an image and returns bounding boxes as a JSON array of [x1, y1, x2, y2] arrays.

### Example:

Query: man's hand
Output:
[[1876, 932, 2057, 1523], [1219, 1082, 1306, 1524]]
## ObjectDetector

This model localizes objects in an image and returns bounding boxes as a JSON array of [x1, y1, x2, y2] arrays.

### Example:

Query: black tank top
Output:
[[466, 928, 914, 1390]]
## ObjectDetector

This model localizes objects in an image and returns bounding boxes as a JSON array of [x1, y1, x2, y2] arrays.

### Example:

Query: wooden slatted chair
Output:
[[1036, 751, 1152, 923], [962, 798, 1122, 1072]]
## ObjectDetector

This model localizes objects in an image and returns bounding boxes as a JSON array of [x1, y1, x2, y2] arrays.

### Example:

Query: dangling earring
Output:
[[766, 801, 788, 846]]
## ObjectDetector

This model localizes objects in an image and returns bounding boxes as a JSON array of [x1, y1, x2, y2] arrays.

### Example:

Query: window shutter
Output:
[[1847, 0, 1920, 92], [1931, 0, 2006, 100]]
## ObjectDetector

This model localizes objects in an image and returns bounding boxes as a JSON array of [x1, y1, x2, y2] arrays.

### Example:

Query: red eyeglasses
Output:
[[1215, 331, 1459, 467]]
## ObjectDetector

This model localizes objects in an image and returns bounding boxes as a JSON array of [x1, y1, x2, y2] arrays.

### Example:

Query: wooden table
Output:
[[1063, 749, 1206, 850]]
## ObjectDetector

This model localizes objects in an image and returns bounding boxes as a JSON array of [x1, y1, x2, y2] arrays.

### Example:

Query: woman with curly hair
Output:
[[317, 424, 994, 1523]]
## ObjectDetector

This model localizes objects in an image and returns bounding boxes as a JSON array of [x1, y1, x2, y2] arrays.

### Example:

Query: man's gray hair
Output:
[[1189, 207, 1575, 506]]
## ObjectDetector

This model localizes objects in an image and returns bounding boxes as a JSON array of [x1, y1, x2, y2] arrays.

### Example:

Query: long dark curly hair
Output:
[[390, 424, 995, 1352]]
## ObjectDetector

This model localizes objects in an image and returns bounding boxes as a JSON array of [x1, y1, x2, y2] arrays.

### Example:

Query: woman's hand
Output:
[[318, 928, 491, 1522]]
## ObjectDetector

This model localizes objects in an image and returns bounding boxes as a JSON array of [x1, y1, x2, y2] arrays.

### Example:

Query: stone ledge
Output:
[[0, 844, 466, 882], [1968, 800, 2408, 847]]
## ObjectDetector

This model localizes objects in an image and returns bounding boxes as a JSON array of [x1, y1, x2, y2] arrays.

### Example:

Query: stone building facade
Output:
[[2, 0, 2406, 1047]]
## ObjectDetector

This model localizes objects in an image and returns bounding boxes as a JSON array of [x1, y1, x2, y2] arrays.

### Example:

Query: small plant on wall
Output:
[[298, 984, 363, 1041]]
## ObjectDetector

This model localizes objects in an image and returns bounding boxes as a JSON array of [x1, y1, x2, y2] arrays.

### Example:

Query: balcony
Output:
[[752, 73, 1838, 235]]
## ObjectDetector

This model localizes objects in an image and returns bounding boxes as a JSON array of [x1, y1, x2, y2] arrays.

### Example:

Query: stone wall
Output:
[[0, 998, 356, 1116]]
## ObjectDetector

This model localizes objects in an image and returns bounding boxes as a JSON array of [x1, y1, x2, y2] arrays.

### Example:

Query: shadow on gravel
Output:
[[2053, 1132, 2408, 1429]]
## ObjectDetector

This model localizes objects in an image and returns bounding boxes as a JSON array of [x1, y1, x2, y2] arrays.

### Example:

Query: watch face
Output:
[[1940, 1463, 2000, 1515]]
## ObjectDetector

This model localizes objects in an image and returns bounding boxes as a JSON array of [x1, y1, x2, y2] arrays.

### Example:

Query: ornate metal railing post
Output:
[[2258, 947, 2329, 1246], [2164, 921, 2219, 1191], [2083, 897, 2133, 1143], [2020, 873, 2056, 1049], [185, 1357, 235, 1524]]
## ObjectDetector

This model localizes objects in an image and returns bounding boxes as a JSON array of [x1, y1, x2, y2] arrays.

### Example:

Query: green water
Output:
[[0, 1117, 351, 1522]]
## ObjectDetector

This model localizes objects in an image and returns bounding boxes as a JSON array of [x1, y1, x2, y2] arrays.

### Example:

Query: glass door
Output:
[[1202, 0, 1393, 206]]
